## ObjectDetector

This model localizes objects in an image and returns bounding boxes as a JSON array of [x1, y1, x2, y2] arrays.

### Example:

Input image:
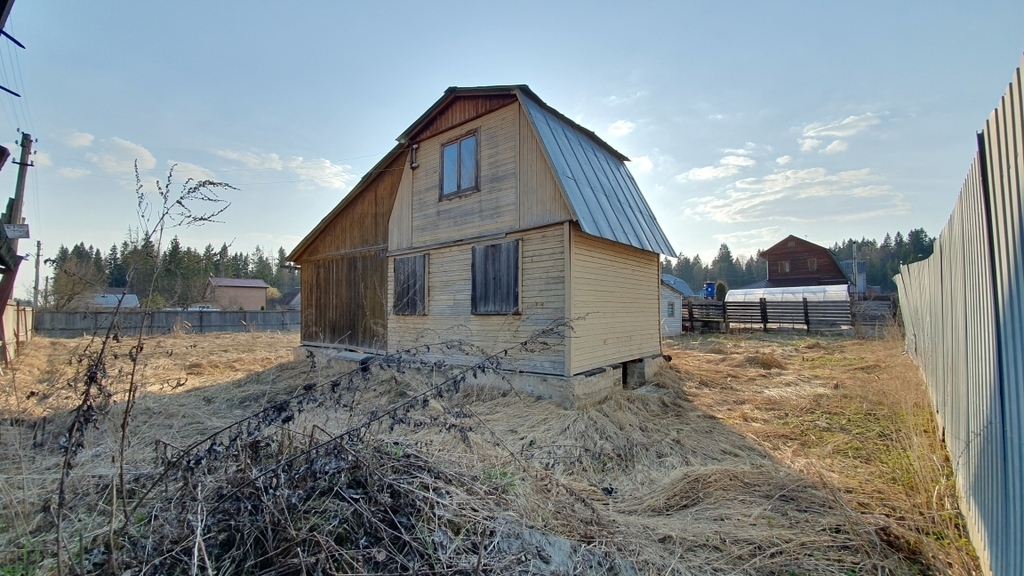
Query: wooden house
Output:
[[743, 235, 850, 289], [203, 277, 269, 310], [660, 275, 693, 337], [288, 85, 675, 377]]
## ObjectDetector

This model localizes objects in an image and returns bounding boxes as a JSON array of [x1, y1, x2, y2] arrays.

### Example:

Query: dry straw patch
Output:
[[0, 328, 979, 575]]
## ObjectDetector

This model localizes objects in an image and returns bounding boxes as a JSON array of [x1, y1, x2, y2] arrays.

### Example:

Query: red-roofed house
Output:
[[203, 277, 270, 310]]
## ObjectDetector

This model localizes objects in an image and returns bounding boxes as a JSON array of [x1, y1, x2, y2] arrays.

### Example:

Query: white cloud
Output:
[[708, 113, 727, 120], [605, 90, 648, 105], [803, 113, 881, 138], [214, 150, 285, 170], [58, 167, 91, 178], [630, 155, 653, 173], [799, 138, 822, 152], [216, 149, 355, 190], [712, 226, 788, 255], [63, 131, 94, 148], [720, 155, 756, 167], [776, 155, 792, 165], [721, 142, 768, 155], [687, 167, 908, 223], [86, 137, 156, 173], [34, 151, 53, 166], [608, 120, 635, 137], [822, 140, 848, 154], [676, 164, 742, 182], [169, 160, 216, 181]]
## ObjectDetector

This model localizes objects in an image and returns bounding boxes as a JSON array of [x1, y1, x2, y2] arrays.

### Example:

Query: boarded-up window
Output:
[[778, 260, 790, 274], [471, 240, 519, 314], [393, 254, 427, 315], [808, 258, 817, 271], [440, 133, 478, 196]]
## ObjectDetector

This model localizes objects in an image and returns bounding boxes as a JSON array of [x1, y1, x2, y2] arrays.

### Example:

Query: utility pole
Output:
[[9, 131, 31, 253], [0, 132, 32, 364], [32, 239, 40, 308]]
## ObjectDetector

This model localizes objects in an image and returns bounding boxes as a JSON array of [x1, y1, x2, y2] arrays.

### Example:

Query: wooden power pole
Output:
[[0, 132, 33, 363]]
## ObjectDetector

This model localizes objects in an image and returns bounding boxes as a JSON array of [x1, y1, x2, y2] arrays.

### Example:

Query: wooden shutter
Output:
[[471, 240, 519, 314], [393, 254, 426, 315]]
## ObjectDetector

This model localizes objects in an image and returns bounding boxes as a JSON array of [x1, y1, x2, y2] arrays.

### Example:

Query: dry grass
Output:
[[0, 328, 980, 575]]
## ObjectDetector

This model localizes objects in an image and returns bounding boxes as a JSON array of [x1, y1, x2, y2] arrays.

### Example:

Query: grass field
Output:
[[0, 328, 979, 575]]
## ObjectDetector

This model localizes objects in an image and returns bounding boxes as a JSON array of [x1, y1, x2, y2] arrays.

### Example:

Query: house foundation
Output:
[[295, 345, 631, 409]]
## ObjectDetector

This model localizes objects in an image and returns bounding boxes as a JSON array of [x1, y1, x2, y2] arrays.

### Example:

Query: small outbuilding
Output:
[[660, 275, 694, 337], [203, 277, 269, 311], [289, 85, 675, 377]]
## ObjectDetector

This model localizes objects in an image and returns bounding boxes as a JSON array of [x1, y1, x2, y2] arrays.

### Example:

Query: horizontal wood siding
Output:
[[388, 163, 413, 250], [302, 252, 387, 351], [660, 284, 682, 336], [519, 105, 574, 228], [388, 225, 566, 375], [411, 103, 519, 247], [570, 227, 661, 374], [762, 237, 848, 284]]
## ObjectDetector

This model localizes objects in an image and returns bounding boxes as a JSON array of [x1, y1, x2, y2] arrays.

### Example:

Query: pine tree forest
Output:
[[662, 228, 935, 296], [45, 237, 300, 311]]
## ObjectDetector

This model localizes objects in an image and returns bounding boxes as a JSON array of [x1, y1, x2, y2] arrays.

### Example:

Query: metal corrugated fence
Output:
[[895, 55, 1024, 576], [35, 309, 301, 338]]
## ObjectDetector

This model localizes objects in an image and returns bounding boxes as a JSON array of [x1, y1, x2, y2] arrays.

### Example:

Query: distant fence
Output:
[[680, 299, 852, 332], [1, 301, 32, 363], [35, 309, 301, 338], [894, 56, 1024, 576]]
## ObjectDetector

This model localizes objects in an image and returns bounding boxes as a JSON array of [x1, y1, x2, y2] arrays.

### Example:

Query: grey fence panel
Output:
[[895, 56, 1024, 576], [34, 310, 301, 338]]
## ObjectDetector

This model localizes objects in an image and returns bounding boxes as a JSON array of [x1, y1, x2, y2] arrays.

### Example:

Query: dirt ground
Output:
[[0, 329, 979, 575]]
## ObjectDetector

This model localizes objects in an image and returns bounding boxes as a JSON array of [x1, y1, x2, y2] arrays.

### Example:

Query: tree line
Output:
[[662, 228, 935, 295], [45, 237, 300, 310]]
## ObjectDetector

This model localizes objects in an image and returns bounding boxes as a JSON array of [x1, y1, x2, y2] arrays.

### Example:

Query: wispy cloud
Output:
[[799, 138, 822, 152], [34, 151, 53, 166], [722, 142, 770, 156], [63, 131, 94, 148], [605, 90, 648, 105], [608, 120, 635, 137], [169, 160, 216, 181], [822, 140, 848, 154], [687, 167, 908, 223], [712, 226, 788, 256], [677, 154, 757, 182], [803, 113, 881, 138], [215, 149, 356, 190], [776, 155, 792, 165], [58, 167, 91, 178], [86, 137, 156, 173]]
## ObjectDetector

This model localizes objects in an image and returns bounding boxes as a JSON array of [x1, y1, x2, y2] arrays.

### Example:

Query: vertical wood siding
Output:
[[408, 94, 518, 143], [660, 285, 683, 336], [387, 225, 566, 375], [518, 105, 575, 228], [411, 103, 520, 246], [388, 163, 413, 250], [297, 153, 405, 349], [570, 227, 661, 374]]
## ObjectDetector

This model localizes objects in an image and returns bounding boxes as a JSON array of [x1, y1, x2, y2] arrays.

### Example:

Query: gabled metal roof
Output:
[[661, 274, 695, 296], [518, 90, 675, 256]]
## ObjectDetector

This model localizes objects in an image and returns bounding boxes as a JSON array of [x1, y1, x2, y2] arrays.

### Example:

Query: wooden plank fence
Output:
[[680, 298, 852, 332], [894, 55, 1024, 576], [35, 309, 301, 339]]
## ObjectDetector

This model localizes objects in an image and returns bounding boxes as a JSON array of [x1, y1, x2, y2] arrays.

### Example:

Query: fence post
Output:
[[759, 297, 768, 332], [687, 301, 695, 333], [803, 298, 810, 332]]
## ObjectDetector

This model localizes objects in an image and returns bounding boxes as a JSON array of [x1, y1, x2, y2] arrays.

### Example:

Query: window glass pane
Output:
[[460, 135, 477, 191], [442, 142, 459, 195]]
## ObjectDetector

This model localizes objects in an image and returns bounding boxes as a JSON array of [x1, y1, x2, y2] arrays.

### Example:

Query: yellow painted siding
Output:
[[410, 103, 519, 247], [388, 163, 413, 250], [387, 225, 566, 375], [660, 285, 683, 337], [518, 106, 574, 228], [569, 227, 662, 374]]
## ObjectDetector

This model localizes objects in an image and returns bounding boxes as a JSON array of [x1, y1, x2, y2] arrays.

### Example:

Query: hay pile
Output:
[[0, 329, 977, 574]]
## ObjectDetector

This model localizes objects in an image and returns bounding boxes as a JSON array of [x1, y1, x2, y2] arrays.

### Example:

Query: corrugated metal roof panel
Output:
[[520, 94, 675, 256], [661, 274, 695, 296]]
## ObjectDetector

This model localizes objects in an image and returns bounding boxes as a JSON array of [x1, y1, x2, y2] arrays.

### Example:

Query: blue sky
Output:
[[0, 1, 1022, 297]]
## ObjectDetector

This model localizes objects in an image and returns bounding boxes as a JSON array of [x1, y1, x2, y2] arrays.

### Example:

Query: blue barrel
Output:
[[703, 281, 716, 299]]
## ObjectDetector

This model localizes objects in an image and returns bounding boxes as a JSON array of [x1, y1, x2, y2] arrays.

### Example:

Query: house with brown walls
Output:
[[742, 235, 851, 289], [288, 85, 675, 377], [203, 277, 269, 311]]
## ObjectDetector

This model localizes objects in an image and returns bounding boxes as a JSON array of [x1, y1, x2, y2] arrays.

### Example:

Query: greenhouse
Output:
[[724, 284, 850, 303]]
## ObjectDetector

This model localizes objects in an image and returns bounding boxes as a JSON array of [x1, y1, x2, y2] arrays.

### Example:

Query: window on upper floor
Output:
[[393, 254, 427, 315], [471, 240, 519, 315], [440, 133, 478, 197], [808, 258, 817, 272], [778, 260, 791, 274]]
